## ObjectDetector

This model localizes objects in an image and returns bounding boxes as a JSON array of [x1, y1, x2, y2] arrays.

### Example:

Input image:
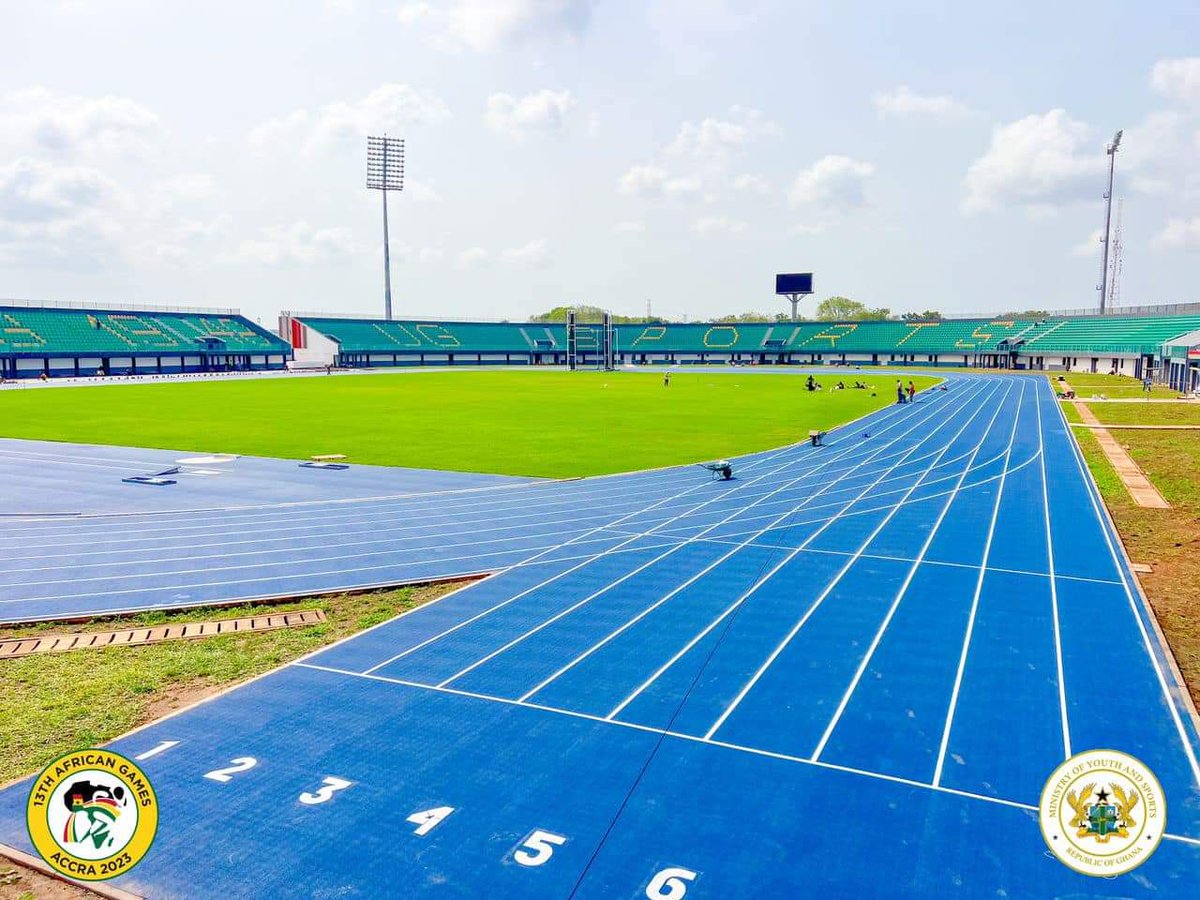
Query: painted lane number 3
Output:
[[299, 776, 352, 805], [514, 830, 567, 867]]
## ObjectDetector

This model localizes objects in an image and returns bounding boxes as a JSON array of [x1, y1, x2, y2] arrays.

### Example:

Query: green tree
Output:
[[998, 309, 1050, 319], [815, 296, 865, 321], [815, 297, 891, 321], [902, 310, 942, 321], [529, 305, 660, 324]]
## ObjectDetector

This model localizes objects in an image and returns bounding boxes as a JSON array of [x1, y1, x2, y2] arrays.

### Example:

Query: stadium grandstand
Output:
[[0, 300, 291, 379], [282, 308, 1200, 381]]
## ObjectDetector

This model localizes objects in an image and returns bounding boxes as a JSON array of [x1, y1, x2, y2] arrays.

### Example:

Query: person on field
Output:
[[907, 381, 916, 403], [896, 380, 905, 404], [806, 374, 816, 392], [663, 371, 671, 387]]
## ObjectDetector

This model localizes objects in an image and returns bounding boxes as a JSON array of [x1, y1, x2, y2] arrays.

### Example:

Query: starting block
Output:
[[123, 466, 180, 486], [701, 460, 734, 481], [809, 430, 827, 447], [301, 454, 350, 471]]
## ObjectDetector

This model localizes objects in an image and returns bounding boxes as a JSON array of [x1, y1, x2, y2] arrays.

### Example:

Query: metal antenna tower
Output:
[[1097, 129, 1121, 314], [1108, 198, 1124, 309]]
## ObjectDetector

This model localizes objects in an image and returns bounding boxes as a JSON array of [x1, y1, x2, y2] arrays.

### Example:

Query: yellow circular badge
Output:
[[26, 749, 158, 882], [1039, 749, 1165, 877]]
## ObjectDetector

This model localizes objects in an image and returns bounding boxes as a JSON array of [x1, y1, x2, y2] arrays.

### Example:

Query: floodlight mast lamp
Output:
[[366, 135, 405, 321], [1097, 129, 1121, 315]]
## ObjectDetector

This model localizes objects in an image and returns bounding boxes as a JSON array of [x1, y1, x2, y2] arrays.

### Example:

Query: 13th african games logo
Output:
[[1039, 749, 1165, 877], [26, 749, 158, 882]]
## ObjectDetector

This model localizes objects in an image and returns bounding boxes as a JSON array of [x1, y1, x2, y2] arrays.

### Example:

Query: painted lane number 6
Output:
[[299, 776, 353, 805], [203, 757, 257, 783], [514, 830, 567, 867], [647, 867, 698, 900]]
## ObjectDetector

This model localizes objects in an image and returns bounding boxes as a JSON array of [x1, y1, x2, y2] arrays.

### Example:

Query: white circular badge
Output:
[[1039, 749, 1165, 877]]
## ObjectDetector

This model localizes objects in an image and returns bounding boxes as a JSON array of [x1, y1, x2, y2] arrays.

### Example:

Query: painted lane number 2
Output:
[[514, 830, 567, 867], [203, 757, 257, 783], [646, 867, 698, 899], [299, 776, 353, 805]]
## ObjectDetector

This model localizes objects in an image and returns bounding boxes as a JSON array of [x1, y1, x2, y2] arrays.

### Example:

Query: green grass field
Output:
[[0, 370, 937, 477], [1056, 371, 1178, 399]]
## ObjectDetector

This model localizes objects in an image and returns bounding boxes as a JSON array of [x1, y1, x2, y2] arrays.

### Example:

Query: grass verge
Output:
[[0, 371, 937, 478], [1067, 409, 1200, 709], [0, 582, 464, 787], [1055, 371, 1177, 399]]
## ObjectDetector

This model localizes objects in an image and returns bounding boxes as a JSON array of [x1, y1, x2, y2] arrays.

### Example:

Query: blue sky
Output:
[[1, 0, 1198, 325]]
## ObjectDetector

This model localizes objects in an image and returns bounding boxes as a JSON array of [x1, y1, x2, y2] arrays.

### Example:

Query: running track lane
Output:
[[0, 374, 1198, 898]]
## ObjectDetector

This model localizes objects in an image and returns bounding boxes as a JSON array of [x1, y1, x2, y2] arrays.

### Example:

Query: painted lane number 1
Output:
[[514, 830, 567, 867], [299, 776, 353, 805], [646, 867, 698, 899]]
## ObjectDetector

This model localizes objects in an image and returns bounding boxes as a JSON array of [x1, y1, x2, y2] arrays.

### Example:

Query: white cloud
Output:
[[502, 237, 550, 265], [399, 0, 592, 52], [732, 173, 768, 194], [0, 157, 118, 224], [456, 246, 490, 268], [1151, 58, 1200, 107], [617, 163, 701, 199], [873, 85, 971, 120], [396, 2, 434, 25], [963, 109, 1105, 213], [613, 220, 645, 234], [1153, 217, 1200, 251], [691, 215, 747, 236], [1071, 228, 1103, 257], [665, 105, 779, 163], [789, 155, 875, 213], [485, 89, 575, 139], [249, 84, 449, 156], [226, 221, 361, 266], [0, 87, 161, 158], [404, 178, 441, 202]]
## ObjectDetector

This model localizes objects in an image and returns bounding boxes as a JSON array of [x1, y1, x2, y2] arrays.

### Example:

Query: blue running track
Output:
[[1, 373, 1198, 897]]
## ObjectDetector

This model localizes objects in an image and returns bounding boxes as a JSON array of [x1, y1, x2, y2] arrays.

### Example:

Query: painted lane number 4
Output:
[[407, 806, 455, 836], [513, 830, 567, 867], [299, 776, 353, 805], [646, 867, 698, 899]]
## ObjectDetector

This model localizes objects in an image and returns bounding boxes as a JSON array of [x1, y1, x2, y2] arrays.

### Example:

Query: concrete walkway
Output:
[[1072, 401, 1171, 508]]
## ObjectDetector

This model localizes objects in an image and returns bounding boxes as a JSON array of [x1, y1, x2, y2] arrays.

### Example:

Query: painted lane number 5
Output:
[[514, 830, 567, 867], [203, 757, 257, 783], [299, 776, 353, 805], [647, 867, 698, 899]]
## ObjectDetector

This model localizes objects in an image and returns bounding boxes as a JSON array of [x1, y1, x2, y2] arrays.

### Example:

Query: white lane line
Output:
[[1052, 379, 1200, 788], [429, 387, 977, 687], [607, 380, 996, 723], [0, 477, 715, 549], [356, 386, 967, 678], [703, 379, 1005, 741], [515, 390, 990, 702], [690, 539, 1124, 587], [931, 379, 1027, 787], [1035, 378, 1072, 760], [809, 378, 1017, 761], [292, 659, 1200, 839], [0, 392, 927, 541]]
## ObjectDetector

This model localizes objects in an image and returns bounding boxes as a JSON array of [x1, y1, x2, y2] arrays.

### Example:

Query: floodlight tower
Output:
[[1097, 129, 1121, 315], [366, 135, 405, 321]]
